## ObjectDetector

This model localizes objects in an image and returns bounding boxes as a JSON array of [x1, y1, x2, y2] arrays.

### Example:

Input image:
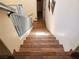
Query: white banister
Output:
[[0, 2, 16, 13]]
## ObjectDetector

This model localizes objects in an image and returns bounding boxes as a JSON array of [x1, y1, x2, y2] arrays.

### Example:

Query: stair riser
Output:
[[20, 45, 63, 48], [24, 39, 58, 42], [23, 43, 59, 46], [20, 48, 64, 52], [26, 36, 56, 39], [23, 40, 59, 44], [14, 52, 67, 56], [14, 56, 72, 59]]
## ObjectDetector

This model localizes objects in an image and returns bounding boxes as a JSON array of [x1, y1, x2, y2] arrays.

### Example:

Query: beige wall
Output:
[[45, 0, 54, 33], [0, 10, 21, 53], [0, 10, 32, 53], [22, 0, 37, 21], [53, 0, 79, 51], [0, 1, 34, 53], [45, 0, 79, 51], [0, 0, 20, 5], [0, 0, 37, 21]]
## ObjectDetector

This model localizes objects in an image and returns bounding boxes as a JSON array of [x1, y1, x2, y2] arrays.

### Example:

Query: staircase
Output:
[[14, 20, 73, 59]]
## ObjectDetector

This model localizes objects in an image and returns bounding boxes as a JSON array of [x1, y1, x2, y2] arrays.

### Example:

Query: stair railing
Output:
[[0, 2, 15, 13], [0, 2, 33, 37]]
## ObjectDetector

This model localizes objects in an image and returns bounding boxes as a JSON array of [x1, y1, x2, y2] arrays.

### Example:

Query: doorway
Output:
[[37, 0, 43, 19]]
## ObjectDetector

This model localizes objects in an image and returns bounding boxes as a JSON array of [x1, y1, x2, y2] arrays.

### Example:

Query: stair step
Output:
[[26, 36, 56, 39], [14, 52, 70, 56], [0, 56, 8, 59], [14, 56, 72, 59], [0, 56, 14, 59], [20, 44, 63, 48], [24, 39, 59, 42], [24, 39, 59, 43], [23, 43, 59, 46], [20, 48, 64, 52], [23, 42, 59, 46]]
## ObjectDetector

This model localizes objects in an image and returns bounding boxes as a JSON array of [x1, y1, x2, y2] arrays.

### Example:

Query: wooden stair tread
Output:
[[23, 41, 59, 44], [22, 43, 60, 46], [21, 43, 61, 48], [14, 56, 73, 59], [26, 38, 56, 40], [20, 44, 63, 48], [27, 35, 56, 38], [23, 43, 59, 46], [24, 39, 59, 43], [20, 48, 64, 52], [14, 52, 70, 56]]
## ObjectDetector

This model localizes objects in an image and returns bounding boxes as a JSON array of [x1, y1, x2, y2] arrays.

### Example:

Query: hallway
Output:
[[14, 20, 73, 59]]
